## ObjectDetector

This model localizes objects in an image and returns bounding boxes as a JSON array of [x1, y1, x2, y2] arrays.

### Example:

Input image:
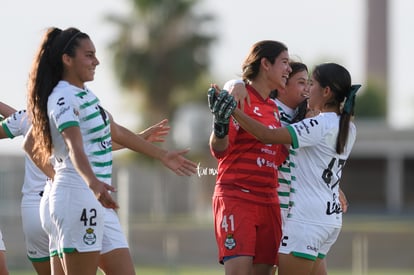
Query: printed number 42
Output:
[[80, 208, 97, 226]]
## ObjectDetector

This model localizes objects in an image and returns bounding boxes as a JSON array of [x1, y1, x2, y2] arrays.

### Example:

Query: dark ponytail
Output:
[[27, 27, 89, 165], [312, 63, 361, 154]]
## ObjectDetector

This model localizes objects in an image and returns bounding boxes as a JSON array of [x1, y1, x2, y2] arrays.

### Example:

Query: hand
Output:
[[160, 148, 198, 176], [339, 188, 349, 214], [207, 86, 237, 138], [208, 85, 237, 118], [228, 81, 250, 110], [90, 180, 119, 209], [212, 90, 237, 119], [207, 86, 217, 113], [140, 119, 170, 143]]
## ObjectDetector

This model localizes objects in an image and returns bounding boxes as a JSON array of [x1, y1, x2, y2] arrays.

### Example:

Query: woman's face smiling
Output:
[[63, 38, 100, 88], [268, 50, 292, 91], [307, 75, 325, 111], [286, 70, 309, 107]]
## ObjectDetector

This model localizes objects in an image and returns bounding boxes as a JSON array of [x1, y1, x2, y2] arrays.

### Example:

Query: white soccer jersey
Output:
[[48, 80, 113, 188], [286, 112, 356, 227], [1, 110, 48, 196], [272, 99, 297, 219], [47, 81, 111, 253]]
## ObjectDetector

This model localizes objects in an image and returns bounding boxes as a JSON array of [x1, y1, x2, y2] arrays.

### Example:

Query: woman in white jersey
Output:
[[25, 117, 169, 275], [0, 101, 18, 275], [26, 27, 197, 275], [211, 62, 360, 275], [0, 109, 53, 275], [0, 108, 169, 275]]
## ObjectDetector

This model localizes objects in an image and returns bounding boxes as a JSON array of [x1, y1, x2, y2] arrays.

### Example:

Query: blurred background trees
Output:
[[106, 0, 216, 126]]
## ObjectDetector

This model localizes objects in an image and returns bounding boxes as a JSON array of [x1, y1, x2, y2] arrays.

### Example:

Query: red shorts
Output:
[[213, 195, 282, 265]]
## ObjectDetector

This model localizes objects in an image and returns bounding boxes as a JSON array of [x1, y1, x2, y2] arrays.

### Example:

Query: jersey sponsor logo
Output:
[[308, 118, 318, 127], [256, 157, 277, 170], [294, 118, 319, 136], [55, 106, 71, 121], [260, 147, 276, 155], [28, 250, 37, 256], [281, 236, 288, 247], [56, 97, 65, 106], [326, 193, 342, 215], [224, 234, 236, 250], [253, 106, 263, 117], [100, 139, 112, 150], [307, 245, 318, 252], [83, 227, 97, 245], [257, 157, 266, 167]]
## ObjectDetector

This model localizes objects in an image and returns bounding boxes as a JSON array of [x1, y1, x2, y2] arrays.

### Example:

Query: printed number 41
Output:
[[221, 214, 235, 232]]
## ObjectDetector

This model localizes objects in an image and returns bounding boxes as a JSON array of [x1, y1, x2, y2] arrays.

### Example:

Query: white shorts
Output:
[[278, 219, 341, 261], [0, 230, 5, 251], [21, 194, 50, 261], [40, 181, 60, 257], [50, 183, 104, 253], [101, 208, 128, 254]]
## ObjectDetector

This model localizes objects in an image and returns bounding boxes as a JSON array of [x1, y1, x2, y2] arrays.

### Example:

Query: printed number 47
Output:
[[322, 158, 346, 189], [221, 214, 235, 232]]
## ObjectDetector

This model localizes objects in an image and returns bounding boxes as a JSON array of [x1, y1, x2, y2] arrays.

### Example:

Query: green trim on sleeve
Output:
[[1, 122, 15, 138], [58, 121, 79, 133], [286, 125, 299, 149]]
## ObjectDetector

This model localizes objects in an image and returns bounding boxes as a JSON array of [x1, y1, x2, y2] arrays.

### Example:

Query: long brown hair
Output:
[[26, 27, 89, 165]]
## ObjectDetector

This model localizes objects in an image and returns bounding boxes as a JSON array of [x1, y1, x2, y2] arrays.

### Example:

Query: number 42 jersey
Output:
[[47, 80, 113, 189]]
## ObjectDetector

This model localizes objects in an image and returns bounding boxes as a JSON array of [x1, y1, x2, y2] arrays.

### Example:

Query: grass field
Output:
[[8, 266, 414, 275], [6, 216, 414, 274]]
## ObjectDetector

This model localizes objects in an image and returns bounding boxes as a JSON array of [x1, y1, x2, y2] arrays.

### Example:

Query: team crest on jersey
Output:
[[224, 234, 236, 250], [73, 108, 79, 117], [83, 227, 97, 245]]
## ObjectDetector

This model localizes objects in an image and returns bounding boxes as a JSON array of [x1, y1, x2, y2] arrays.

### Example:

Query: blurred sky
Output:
[[0, 0, 413, 154]]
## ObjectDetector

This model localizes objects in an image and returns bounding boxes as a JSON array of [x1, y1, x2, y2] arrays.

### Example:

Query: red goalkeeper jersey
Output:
[[211, 84, 288, 204]]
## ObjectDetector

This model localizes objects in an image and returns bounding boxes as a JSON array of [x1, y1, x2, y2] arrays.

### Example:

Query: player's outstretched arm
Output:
[[0, 101, 17, 118], [108, 112, 197, 176], [112, 119, 170, 151]]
